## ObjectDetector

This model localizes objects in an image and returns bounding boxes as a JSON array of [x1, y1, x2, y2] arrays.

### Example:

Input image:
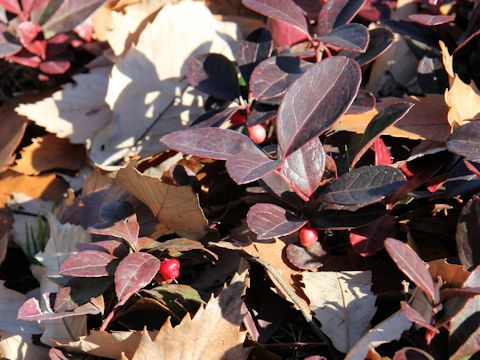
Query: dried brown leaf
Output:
[[0, 102, 27, 174], [445, 76, 480, 129]]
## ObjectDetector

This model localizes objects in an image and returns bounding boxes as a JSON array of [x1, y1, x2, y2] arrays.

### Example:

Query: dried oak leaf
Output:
[[13, 134, 86, 175], [445, 75, 480, 129], [115, 161, 208, 240], [334, 95, 450, 142], [302, 271, 377, 353]]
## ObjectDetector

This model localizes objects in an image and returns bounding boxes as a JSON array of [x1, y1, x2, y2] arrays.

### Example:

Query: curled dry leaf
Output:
[[115, 162, 208, 240], [445, 76, 480, 129], [302, 271, 377, 353], [0, 101, 27, 174]]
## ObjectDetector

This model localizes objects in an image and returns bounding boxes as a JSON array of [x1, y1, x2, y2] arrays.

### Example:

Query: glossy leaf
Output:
[[374, 138, 392, 165], [317, 0, 348, 35], [393, 347, 435, 360], [319, 23, 369, 52], [341, 27, 394, 66], [382, 19, 438, 46], [456, 195, 480, 269], [235, 27, 272, 83], [282, 137, 325, 198], [384, 238, 437, 303], [161, 128, 280, 184], [186, 53, 240, 101], [350, 102, 414, 167], [409, 14, 454, 26], [286, 242, 327, 270], [242, 0, 309, 36], [18, 296, 100, 321], [42, 0, 106, 37], [16, 21, 46, 59], [247, 103, 277, 126], [89, 214, 140, 250], [349, 215, 396, 257], [250, 56, 312, 105], [400, 301, 439, 333], [319, 166, 406, 206], [277, 56, 361, 157], [0, 0, 21, 14], [346, 90, 376, 114], [247, 203, 306, 239], [334, 0, 366, 28], [267, 17, 309, 48], [446, 121, 480, 162], [114, 252, 160, 302], [312, 204, 386, 230], [54, 277, 112, 312], [59, 250, 117, 277]]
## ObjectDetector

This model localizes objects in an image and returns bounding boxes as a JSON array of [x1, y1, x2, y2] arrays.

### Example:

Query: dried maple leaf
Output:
[[13, 134, 86, 176], [115, 161, 208, 240]]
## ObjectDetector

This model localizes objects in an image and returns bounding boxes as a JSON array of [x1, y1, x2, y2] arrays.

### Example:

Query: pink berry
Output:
[[159, 258, 180, 281], [299, 227, 318, 248], [248, 124, 267, 144]]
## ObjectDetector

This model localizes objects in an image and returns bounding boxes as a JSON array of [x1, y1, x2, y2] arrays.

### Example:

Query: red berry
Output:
[[248, 124, 267, 144], [299, 227, 318, 248], [158, 258, 180, 281]]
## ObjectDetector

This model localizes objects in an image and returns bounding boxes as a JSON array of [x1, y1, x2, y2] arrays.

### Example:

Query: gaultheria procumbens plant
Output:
[[160, 0, 413, 256]]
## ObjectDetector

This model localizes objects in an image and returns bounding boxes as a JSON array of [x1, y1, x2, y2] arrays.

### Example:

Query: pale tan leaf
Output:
[[115, 161, 207, 240], [0, 331, 49, 360], [439, 40, 454, 81], [89, 1, 239, 167], [334, 95, 450, 142], [12, 134, 86, 176], [0, 233, 7, 266], [0, 101, 27, 174], [52, 330, 145, 359], [302, 271, 376, 353], [445, 76, 480, 129], [15, 66, 112, 144], [345, 310, 412, 360], [128, 272, 250, 360], [33, 214, 91, 345], [428, 259, 469, 288]]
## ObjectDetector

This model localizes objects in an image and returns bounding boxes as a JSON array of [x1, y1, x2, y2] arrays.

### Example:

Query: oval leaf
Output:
[[350, 102, 414, 167], [89, 214, 139, 250], [409, 14, 454, 26], [319, 166, 406, 206], [456, 195, 480, 269], [384, 238, 436, 303], [319, 23, 369, 52], [242, 0, 309, 36], [186, 53, 240, 101], [283, 137, 326, 197], [114, 252, 160, 302], [334, 0, 366, 28], [349, 215, 397, 257], [286, 242, 327, 270], [247, 203, 306, 239], [250, 56, 312, 105], [317, 0, 349, 35], [340, 27, 394, 66], [59, 250, 117, 277], [277, 56, 361, 157], [446, 121, 480, 162]]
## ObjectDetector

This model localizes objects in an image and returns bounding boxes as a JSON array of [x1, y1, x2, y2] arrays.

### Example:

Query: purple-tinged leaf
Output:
[[267, 17, 309, 48], [350, 102, 414, 167], [77, 240, 129, 258], [400, 301, 439, 333], [89, 214, 139, 250], [340, 27, 394, 66], [346, 90, 376, 114], [417, 55, 449, 94], [39, 58, 70, 74], [277, 56, 361, 158], [317, 0, 349, 35], [349, 215, 397, 257], [456, 195, 480, 269], [161, 128, 280, 184], [186, 53, 239, 101], [409, 14, 454, 26], [242, 0, 309, 36], [247, 203, 306, 239], [259, 172, 305, 208], [319, 166, 406, 206], [250, 56, 312, 105], [282, 138, 325, 198], [0, 28, 21, 58], [114, 252, 160, 302], [59, 250, 117, 277], [312, 204, 386, 230], [42, 0, 106, 38], [18, 297, 100, 321], [247, 103, 277, 126], [152, 238, 218, 259], [334, 0, 367, 28], [235, 27, 273, 83], [286, 242, 327, 270], [17, 21, 46, 59], [319, 23, 369, 52], [440, 287, 480, 302], [385, 238, 436, 303], [382, 19, 438, 46], [0, 0, 21, 14], [21, 0, 50, 18], [446, 121, 480, 162], [190, 107, 237, 128], [393, 347, 435, 360], [54, 277, 112, 312]]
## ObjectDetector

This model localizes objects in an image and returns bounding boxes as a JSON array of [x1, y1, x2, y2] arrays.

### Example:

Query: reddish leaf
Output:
[[393, 347, 435, 360], [319, 23, 369, 52], [16, 21, 46, 59], [59, 250, 117, 277], [409, 14, 454, 26], [374, 138, 392, 165], [286, 242, 327, 270], [267, 18, 308, 48], [334, 0, 366, 28], [385, 238, 437, 303], [317, 0, 349, 35], [340, 27, 394, 66], [349, 215, 396, 257], [21, 0, 50, 18], [39, 58, 70, 74], [235, 27, 272, 82], [7, 48, 41, 68], [347, 90, 376, 114], [400, 301, 439, 333], [247, 203, 306, 239], [277, 56, 361, 157], [0, 0, 21, 14], [114, 252, 160, 302], [242, 0, 309, 36], [18, 296, 100, 321], [89, 214, 140, 250], [77, 240, 129, 257]]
